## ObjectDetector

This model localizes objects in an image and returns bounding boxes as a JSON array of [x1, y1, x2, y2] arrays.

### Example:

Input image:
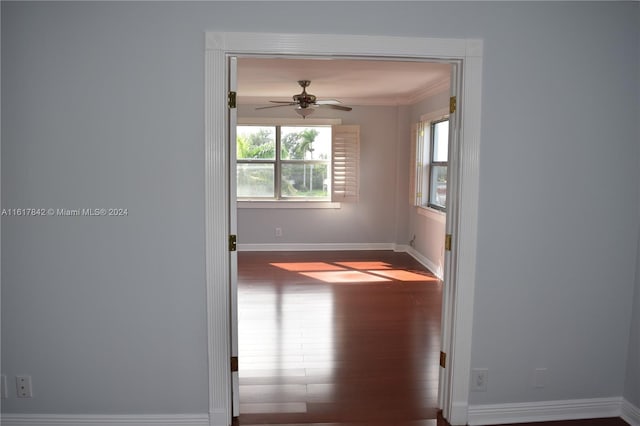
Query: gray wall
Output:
[[1, 0, 638, 416], [624, 16, 640, 405], [468, 1, 638, 402], [2, 1, 211, 414]]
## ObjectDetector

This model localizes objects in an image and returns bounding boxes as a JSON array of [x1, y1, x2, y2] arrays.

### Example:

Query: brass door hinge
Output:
[[440, 351, 447, 368], [228, 91, 237, 109], [449, 96, 457, 114], [229, 234, 237, 252], [231, 356, 238, 372], [445, 234, 452, 251]]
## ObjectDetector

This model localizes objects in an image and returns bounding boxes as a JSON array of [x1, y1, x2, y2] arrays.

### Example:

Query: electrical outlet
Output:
[[1, 375, 7, 399], [16, 375, 32, 398], [275, 227, 283, 237], [470, 368, 488, 392]]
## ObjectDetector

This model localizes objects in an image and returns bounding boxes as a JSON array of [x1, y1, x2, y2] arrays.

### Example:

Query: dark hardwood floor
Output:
[[237, 251, 442, 425], [236, 250, 630, 426]]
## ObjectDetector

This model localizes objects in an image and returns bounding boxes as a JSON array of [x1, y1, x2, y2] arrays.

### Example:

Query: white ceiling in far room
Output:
[[237, 57, 451, 107]]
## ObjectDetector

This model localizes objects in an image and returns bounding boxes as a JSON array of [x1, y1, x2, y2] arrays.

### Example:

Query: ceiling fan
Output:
[[256, 80, 352, 118]]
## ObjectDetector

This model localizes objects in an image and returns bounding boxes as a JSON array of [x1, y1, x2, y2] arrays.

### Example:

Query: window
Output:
[[237, 124, 359, 202], [413, 118, 449, 211]]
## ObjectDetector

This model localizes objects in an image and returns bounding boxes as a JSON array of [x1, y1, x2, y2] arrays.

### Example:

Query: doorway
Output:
[[204, 31, 483, 426], [234, 55, 451, 423]]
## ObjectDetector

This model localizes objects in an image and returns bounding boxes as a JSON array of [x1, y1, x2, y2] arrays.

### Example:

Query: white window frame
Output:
[[413, 108, 449, 213], [427, 117, 449, 211], [236, 123, 333, 201]]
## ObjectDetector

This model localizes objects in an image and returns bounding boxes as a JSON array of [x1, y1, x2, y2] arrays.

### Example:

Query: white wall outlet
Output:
[[470, 368, 488, 392], [1, 375, 7, 399], [16, 375, 32, 398], [533, 368, 547, 388], [275, 227, 283, 237]]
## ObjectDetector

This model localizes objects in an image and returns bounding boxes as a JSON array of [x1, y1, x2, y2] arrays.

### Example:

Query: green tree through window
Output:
[[237, 128, 275, 159], [281, 128, 319, 160]]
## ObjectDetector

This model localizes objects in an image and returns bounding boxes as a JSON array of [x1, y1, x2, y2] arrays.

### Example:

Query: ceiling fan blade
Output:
[[269, 100, 297, 104], [255, 103, 297, 110], [315, 99, 342, 105], [319, 104, 352, 111]]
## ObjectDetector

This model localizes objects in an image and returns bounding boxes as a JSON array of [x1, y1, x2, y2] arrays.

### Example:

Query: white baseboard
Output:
[[238, 242, 396, 251], [467, 397, 624, 425], [401, 245, 443, 280], [2, 399, 632, 426], [622, 398, 640, 426], [0, 414, 210, 426]]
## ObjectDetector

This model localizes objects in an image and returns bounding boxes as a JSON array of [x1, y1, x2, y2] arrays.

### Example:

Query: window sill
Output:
[[238, 201, 341, 209], [417, 206, 446, 223]]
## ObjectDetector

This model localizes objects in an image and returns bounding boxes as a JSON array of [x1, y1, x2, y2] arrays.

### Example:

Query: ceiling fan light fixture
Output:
[[295, 107, 314, 118], [255, 80, 351, 116]]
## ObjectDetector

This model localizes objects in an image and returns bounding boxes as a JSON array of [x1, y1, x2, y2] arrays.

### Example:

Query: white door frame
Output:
[[204, 31, 483, 426]]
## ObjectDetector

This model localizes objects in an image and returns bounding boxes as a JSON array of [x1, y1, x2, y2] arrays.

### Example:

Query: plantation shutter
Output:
[[414, 121, 427, 206], [409, 122, 419, 205], [331, 125, 360, 203]]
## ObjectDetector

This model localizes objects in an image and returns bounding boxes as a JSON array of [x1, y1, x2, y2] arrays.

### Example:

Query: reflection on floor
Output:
[[237, 250, 442, 425]]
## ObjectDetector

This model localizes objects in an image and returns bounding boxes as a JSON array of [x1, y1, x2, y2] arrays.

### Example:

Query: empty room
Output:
[[2, 3, 638, 426]]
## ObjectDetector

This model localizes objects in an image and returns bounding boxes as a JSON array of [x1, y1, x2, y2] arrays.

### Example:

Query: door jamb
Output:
[[204, 31, 483, 426]]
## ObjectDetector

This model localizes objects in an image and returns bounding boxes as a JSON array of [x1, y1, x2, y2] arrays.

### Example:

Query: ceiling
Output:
[[237, 57, 451, 107]]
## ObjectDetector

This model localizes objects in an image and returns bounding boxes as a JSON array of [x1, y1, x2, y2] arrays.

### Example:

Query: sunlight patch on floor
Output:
[[334, 261, 393, 270], [300, 270, 391, 283], [270, 262, 346, 272]]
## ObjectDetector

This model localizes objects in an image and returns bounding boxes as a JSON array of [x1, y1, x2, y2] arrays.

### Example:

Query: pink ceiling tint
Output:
[[238, 57, 450, 106]]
